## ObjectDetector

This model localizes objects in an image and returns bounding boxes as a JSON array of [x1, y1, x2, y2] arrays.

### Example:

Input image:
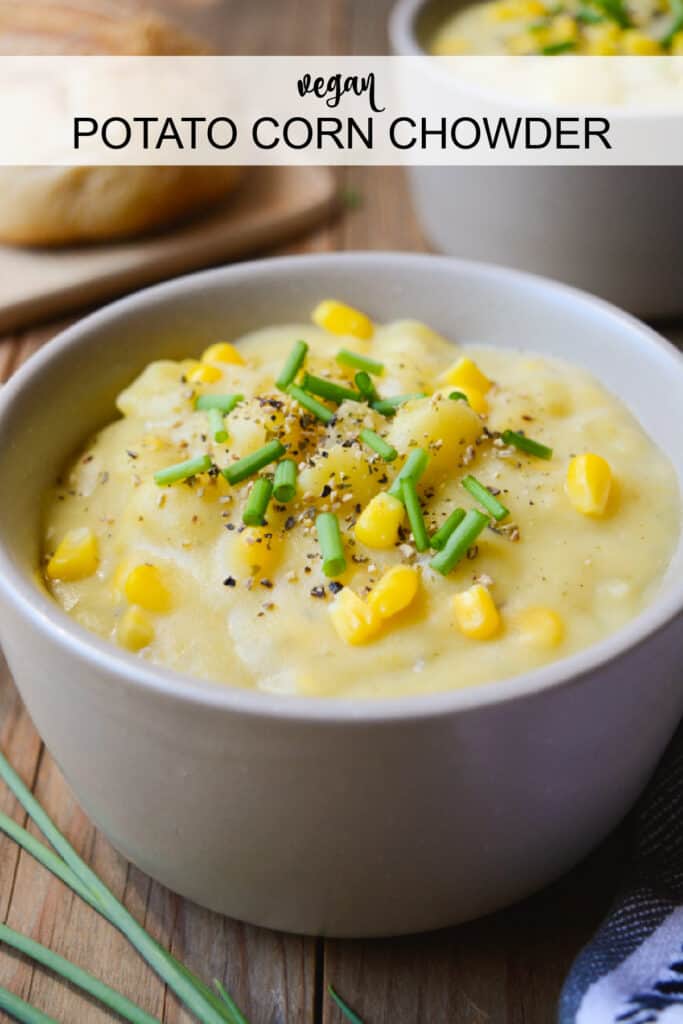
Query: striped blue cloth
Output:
[[560, 727, 683, 1023]]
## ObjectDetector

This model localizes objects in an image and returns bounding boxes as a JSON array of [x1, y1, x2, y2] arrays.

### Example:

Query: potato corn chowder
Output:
[[431, 0, 683, 54], [42, 301, 679, 698]]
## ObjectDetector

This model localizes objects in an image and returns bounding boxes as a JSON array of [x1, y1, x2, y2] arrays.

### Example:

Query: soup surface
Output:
[[42, 302, 679, 698], [431, 0, 682, 54]]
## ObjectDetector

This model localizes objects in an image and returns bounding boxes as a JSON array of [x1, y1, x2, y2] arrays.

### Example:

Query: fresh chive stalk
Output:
[[301, 373, 360, 405], [430, 508, 466, 551], [0, 986, 59, 1024], [328, 986, 365, 1024], [194, 393, 243, 414], [214, 981, 251, 1024], [662, 0, 683, 45], [372, 393, 426, 416], [430, 509, 489, 576], [359, 429, 397, 462], [223, 440, 286, 485], [541, 39, 576, 53], [208, 407, 228, 444], [401, 478, 429, 552], [449, 391, 468, 403], [276, 340, 308, 392], [243, 478, 273, 526], [273, 459, 298, 503], [388, 448, 429, 500], [316, 513, 346, 577], [462, 475, 509, 522], [354, 372, 379, 404], [0, 923, 160, 1024], [0, 753, 239, 1024], [154, 455, 212, 487], [288, 385, 335, 425], [591, 0, 630, 26], [501, 429, 553, 460], [335, 349, 384, 376]]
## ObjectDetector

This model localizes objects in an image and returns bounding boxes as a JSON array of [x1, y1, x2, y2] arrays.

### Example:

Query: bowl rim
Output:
[[389, 0, 683, 120], [0, 250, 681, 723]]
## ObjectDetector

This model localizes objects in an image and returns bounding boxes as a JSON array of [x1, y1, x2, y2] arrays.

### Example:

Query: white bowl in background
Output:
[[390, 0, 683, 319], [0, 252, 681, 937]]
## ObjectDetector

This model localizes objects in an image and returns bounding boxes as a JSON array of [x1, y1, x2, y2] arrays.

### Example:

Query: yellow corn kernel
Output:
[[621, 29, 662, 53], [565, 453, 612, 517], [515, 607, 564, 649], [312, 300, 374, 340], [452, 584, 501, 641], [488, 0, 546, 20], [118, 606, 155, 652], [201, 342, 245, 366], [234, 526, 278, 578], [457, 385, 488, 417], [443, 357, 492, 395], [329, 588, 381, 646], [354, 492, 405, 549], [671, 30, 683, 54], [585, 22, 621, 54], [46, 528, 99, 581], [124, 564, 172, 613], [186, 362, 222, 385], [367, 565, 419, 620], [547, 13, 578, 43]]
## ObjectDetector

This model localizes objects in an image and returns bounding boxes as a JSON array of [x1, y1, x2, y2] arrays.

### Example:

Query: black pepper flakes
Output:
[[310, 586, 326, 599], [223, 576, 236, 587], [328, 581, 343, 594]]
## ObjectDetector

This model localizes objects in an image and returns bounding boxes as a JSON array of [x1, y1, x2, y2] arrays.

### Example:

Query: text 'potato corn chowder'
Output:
[[42, 300, 679, 698]]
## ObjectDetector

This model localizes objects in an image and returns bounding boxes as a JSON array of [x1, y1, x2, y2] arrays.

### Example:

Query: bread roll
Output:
[[0, 0, 242, 246]]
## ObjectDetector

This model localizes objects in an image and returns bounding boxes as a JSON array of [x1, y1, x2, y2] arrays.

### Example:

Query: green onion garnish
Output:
[[501, 429, 553, 460], [359, 429, 398, 462], [430, 507, 466, 551], [462, 475, 509, 522], [194, 393, 243, 414], [316, 512, 346, 578], [276, 339, 308, 392], [388, 448, 429, 500], [372, 393, 427, 416], [336, 349, 384, 376], [591, 0, 630, 26], [449, 391, 469, 403], [273, 458, 298, 503], [0, 985, 58, 1023], [154, 454, 212, 487], [288, 385, 335, 424], [328, 986, 365, 1024], [576, 6, 605, 21], [430, 509, 489, 576], [541, 39, 576, 53], [207, 407, 228, 443], [662, 0, 683, 47], [402, 477, 429, 552], [355, 371, 379, 404], [223, 440, 286, 485], [301, 372, 360, 405], [243, 477, 273, 526]]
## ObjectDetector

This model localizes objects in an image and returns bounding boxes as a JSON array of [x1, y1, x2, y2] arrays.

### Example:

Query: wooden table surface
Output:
[[0, 2, 679, 1022]]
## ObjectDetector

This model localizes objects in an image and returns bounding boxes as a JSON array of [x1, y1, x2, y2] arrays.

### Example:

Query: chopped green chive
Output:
[[591, 0, 630, 26], [541, 39, 576, 53], [223, 440, 286, 485], [388, 448, 429, 500], [301, 373, 360, 405], [462, 475, 509, 522], [243, 477, 273, 526], [316, 512, 346, 578], [402, 477, 429, 552], [662, 0, 683, 46], [207, 407, 228, 443], [328, 986, 364, 1024], [354, 371, 379, 404], [576, 6, 605, 21], [154, 455, 212, 487], [273, 459, 298, 503], [194, 393, 243, 414], [430, 507, 466, 551], [449, 390, 469, 404], [276, 339, 308, 392], [430, 509, 489, 576], [359, 429, 398, 462], [288, 385, 335, 424], [336, 349, 384, 376], [372, 393, 427, 416], [501, 429, 553, 460]]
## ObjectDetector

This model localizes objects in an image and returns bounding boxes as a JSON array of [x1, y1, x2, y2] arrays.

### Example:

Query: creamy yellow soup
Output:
[[432, 0, 680, 55], [42, 302, 679, 699]]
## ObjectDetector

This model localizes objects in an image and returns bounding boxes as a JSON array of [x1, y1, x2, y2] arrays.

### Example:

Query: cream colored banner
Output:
[[2, 56, 683, 165]]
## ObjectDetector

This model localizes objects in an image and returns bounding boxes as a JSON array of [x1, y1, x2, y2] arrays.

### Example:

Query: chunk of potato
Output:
[[299, 443, 379, 506], [387, 392, 482, 484]]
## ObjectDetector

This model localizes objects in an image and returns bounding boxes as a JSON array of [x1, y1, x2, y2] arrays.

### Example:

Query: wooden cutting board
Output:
[[0, 166, 338, 334]]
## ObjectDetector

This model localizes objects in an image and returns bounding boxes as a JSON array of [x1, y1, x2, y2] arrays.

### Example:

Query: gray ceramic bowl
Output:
[[0, 253, 681, 937], [390, 0, 683, 318]]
